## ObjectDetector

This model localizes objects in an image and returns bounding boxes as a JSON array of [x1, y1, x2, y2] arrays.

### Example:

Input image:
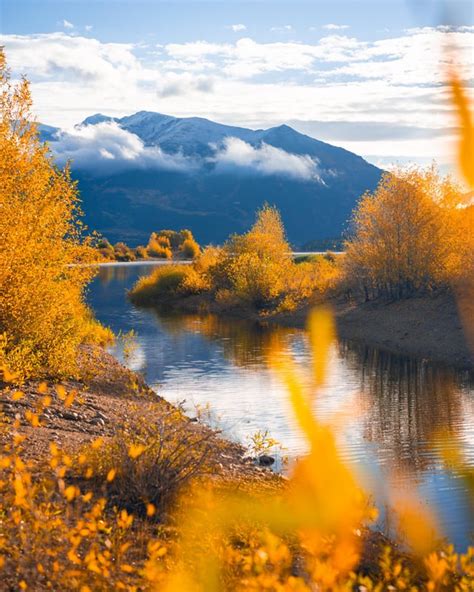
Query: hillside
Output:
[[40, 113, 383, 245]]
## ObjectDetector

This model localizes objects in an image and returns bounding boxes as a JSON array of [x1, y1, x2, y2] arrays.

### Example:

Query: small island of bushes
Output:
[[95, 228, 201, 262], [129, 204, 341, 313]]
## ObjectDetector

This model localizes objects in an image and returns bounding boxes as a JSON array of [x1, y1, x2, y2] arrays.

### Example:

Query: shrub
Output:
[[146, 229, 200, 257], [0, 49, 110, 380], [147, 239, 172, 259], [114, 242, 136, 262], [179, 238, 201, 259], [214, 204, 293, 309], [150, 234, 171, 249], [135, 245, 149, 259], [155, 230, 181, 249], [83, 410, 215, 516], [129, 265, 191, 305]]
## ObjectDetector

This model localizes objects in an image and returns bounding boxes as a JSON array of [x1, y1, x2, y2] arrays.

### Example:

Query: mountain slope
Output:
[[41, 112, 383, 245]]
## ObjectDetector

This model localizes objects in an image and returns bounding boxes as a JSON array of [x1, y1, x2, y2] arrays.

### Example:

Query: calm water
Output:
[[87, 262, 474, 550]]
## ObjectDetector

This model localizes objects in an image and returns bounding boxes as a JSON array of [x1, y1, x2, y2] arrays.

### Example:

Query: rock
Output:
[[90, 417, 105, 426], [61, 412, 80, 421], [258, 454, 275, 467]]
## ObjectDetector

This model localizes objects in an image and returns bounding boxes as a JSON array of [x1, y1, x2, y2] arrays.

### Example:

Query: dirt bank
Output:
[[272, 293, 473, 370], [0, 346, 279, 487]]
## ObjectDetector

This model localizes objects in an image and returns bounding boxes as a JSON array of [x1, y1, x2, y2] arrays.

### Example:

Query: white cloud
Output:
[[62, 20, 74, 30], [0, 33, 141, 88], [47, 123, 323, 181], [2, 26, 473, 167], [229, 24, 246, 32], [322, 24, 349, 31], [210, 137, 322, 180], [85, 25, 93, 32], [50, 121, 197, 173], [156, 72, 215, 97], [270, 25, 293, 33]]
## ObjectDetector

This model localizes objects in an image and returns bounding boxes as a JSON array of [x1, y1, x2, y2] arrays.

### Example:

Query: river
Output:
[[87, 262, 474, 550]]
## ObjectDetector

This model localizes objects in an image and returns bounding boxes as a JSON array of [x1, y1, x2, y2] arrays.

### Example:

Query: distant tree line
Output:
[[300, 238, 345, 252], [96, 229, 201, 262]]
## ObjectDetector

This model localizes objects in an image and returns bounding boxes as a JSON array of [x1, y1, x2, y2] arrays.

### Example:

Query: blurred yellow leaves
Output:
[[128, 443, 146, 459], [449, 73, 474, 188], [0, 321, 473, 590]]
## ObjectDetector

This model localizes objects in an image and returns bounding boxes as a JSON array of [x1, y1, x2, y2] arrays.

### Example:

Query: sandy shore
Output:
[[272, 293, 473, 370]]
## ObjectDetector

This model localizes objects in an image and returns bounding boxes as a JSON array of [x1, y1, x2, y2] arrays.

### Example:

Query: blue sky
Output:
[[3, 1, 473, 42], [1, 0, 473, 169]]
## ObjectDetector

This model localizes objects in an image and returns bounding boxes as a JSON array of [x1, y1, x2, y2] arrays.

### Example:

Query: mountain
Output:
[[40, 112, 383, 246]]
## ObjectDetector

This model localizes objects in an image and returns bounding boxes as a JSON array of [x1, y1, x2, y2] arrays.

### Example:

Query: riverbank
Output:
[[272, 293, 473, 371], [139, 291, 473, 370], [0, 344, 409, 586], [0, 345, 278, 486]]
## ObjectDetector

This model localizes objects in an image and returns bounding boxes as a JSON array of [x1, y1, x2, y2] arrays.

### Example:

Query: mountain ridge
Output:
[[39, 111, 383, 246]]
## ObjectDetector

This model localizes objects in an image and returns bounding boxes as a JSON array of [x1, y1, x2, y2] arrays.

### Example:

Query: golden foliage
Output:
[[449, 73, 474, 188], [129, 264, 196, 305], [0, 311, 473, 589], [131, 206, 341, 312], [0, 49, 110, 380], [149, 307, 473, 591], [180, 237, 201, 259], [448, 71, 474, 358], [344, 165, 473, 300], [147, 238, 173, 259]]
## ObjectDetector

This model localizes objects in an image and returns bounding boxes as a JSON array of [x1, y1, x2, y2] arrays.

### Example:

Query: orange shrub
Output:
[[180, 238, 201, 259]]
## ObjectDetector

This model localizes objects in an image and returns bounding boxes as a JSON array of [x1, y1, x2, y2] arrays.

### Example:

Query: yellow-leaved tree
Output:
[[216, 204, 292, 308], [344, 165, 472, 301], [0, 49, 110, 380]]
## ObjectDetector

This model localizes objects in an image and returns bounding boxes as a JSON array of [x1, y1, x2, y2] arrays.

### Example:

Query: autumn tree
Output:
[[0, 49, 109, 379], [344, 166, 471, 300], [215, 204, 292, 308]]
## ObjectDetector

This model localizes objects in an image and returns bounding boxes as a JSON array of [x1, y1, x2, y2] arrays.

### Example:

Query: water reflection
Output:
[[87, 263, 473, 549], [147, 310, 294, 368], [341, 343, 473, 474]]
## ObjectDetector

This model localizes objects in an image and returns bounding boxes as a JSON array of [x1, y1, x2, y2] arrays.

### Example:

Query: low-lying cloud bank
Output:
[[47, 122, 324, 181], [210, 137, 321, 181], [50, 122, 196, 174]]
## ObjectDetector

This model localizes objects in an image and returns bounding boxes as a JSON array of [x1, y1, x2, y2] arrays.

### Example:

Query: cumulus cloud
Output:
[[157, 72, 214, 97], [322, 24, 349, 31], [229, 24, 246, 32], [49, 122, 197, 174], [85, 25, 93, 32], [210, 137, 322, 181], [62, 20, 74, 30], [0, 33, 140, 88], [2, 26, 473, 166]]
